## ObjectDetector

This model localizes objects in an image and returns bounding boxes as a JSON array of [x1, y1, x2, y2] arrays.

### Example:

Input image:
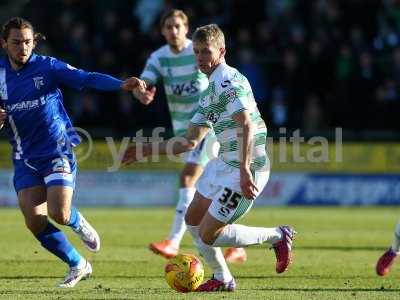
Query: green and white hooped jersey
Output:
[[140, 39, 208, 137], [191, 63, 268, 171]]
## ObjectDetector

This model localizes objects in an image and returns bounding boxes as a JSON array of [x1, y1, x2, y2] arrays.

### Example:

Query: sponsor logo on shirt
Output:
[[171, 80, 199, 96], [5, 96, 46, 113]]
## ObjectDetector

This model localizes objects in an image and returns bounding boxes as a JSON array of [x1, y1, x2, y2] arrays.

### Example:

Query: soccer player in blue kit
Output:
[[0, 17, 146, 288]]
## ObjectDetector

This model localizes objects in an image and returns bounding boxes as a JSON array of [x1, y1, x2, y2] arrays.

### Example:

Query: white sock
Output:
[[391, 222, 400, 254], [187, 225, 233, 283], [168, 187, 196, 247], [213, 224, 282, 247]]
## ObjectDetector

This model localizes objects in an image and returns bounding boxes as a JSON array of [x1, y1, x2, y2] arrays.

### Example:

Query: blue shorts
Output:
[[13, 152, 77, 193]]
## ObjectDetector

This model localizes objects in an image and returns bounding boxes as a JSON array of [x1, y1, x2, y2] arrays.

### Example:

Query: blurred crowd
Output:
[[2, 0, 400, 137]]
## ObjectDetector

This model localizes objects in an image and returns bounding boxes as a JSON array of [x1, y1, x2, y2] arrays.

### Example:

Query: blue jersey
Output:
[[0, 53, 123, 160]]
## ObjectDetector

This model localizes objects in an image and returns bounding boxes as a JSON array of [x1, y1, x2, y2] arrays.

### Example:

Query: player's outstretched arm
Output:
[[50, 58, 147, 93], [122, 124, 210, 165], [83, 73, 146, 93], [0, 108, 6, 130], [232, 111, 258, 200]]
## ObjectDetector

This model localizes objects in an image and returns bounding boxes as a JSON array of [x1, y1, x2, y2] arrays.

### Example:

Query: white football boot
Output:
[[59, 260, 92, 288], [72, 212, 101, 252]]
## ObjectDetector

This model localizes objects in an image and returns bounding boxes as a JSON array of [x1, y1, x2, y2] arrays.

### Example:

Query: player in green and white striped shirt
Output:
[[133, 10, 245, 263], [125, 24, 296, 292]]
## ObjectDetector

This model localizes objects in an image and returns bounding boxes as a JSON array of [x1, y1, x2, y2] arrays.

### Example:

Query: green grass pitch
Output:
[[0, 207, 399, 299]]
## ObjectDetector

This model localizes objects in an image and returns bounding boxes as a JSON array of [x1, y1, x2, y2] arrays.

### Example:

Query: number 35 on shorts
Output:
[[213, 187, 254, 224]]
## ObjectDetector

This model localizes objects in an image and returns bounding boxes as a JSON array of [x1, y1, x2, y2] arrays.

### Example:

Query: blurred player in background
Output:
[[376, 222, 400, 276], [124, 24, 296, 292], [0, 17, 146, 288], [133, 9, 246, 263]]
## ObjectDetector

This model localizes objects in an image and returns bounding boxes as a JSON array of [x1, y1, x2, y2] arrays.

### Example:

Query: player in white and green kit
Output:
[[133, 10, 246, 263], [125, 24, 296, 292]]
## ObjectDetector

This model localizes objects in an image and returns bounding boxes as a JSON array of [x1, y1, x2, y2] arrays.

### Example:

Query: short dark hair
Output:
[[1, 17, 45, 41], [160, 9, 189, 29]]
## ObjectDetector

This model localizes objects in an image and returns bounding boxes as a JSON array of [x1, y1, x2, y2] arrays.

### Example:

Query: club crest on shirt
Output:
[[33, 76, 44, 90], [223, 88, 237, 102]]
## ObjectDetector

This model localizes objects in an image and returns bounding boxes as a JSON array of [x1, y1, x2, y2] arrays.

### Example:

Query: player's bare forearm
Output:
[[156, 137, 195, 155], [122, 138, 192, 165], [122, 124, 210, 165], [233, 111, 258, 199], [154, 124, 210, 155]]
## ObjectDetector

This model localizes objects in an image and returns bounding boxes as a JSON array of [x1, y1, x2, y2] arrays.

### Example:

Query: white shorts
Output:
[[183, 132, 219, 167], [196, 158, 270, 224]]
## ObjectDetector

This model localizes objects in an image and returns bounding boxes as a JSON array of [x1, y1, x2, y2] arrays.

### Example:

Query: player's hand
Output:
[[133, 86, 156, 105], [240, 166, 258, 200], [121, 143, 152, 165], [141, 86, 156, 105], [121, 77, 147, 92], [0, 108, 6, 130]]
